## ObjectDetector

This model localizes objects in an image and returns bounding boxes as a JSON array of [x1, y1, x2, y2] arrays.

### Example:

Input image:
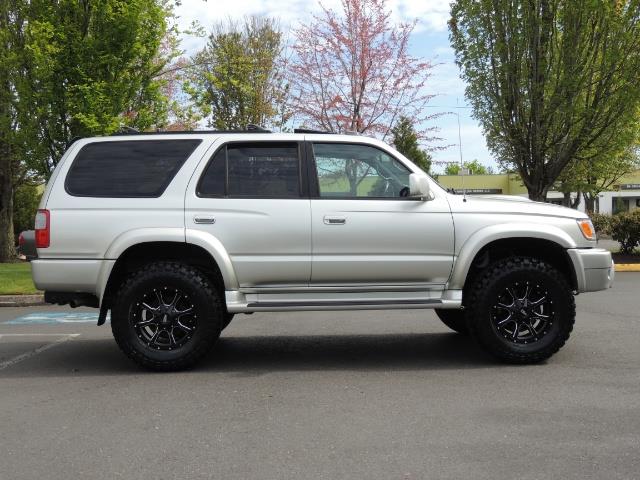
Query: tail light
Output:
[[35, 209, 50, 248]]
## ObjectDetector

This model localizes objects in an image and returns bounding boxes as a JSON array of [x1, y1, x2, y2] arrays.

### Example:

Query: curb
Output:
[[0, 294, 45, 307], [615, 264, 640, 272]]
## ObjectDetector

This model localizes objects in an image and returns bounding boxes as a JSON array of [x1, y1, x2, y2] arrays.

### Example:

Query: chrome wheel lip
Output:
[[130, 286, 198, 351], [490, 280, 554, 345]]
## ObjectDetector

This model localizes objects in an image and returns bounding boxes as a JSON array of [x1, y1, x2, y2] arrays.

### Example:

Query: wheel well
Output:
[[463, 238, 577, 297], [102, 242, 224, 309]]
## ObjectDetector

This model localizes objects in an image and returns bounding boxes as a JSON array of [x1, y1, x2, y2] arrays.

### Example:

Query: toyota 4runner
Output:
[[30, 129, 614, 370]]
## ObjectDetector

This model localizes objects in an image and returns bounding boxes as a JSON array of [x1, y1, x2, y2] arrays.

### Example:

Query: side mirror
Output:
[[409, 173, 432, 200]]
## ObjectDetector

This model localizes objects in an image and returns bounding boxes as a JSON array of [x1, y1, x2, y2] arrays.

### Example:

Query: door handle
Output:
[[194, 215, 216, 225], [323, 215, 346, 225]]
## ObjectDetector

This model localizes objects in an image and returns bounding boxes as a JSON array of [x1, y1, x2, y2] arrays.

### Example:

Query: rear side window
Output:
[[198, 142, 300, 198], [65, 140, 201, 197]]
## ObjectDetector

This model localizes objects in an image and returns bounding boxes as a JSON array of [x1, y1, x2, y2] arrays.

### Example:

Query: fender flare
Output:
[[185, 228, 239, 290], [96, 228, 239, 303], [448, 223, 577, 290]]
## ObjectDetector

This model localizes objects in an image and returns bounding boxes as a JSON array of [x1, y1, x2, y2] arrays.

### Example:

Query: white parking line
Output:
[[0, 334, 80, 371], [0, 334, 81, 337]]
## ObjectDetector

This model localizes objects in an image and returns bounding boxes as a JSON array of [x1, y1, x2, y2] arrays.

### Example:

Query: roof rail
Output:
[[109, 128, 274, 136], [293, 128, 333, 134], [246, 124, 272, 133], [118, 126, 140, 134]]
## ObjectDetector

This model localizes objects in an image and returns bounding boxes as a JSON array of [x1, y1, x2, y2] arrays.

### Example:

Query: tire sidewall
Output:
[[112, 264, 221, 366], [468, 259, 574, 361]]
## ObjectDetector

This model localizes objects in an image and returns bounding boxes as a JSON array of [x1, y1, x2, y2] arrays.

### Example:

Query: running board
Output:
[[247, 299, 441, 308], [225, 290, 463, 313]]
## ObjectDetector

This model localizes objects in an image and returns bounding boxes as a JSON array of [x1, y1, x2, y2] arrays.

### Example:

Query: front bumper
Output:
[[567, 248, 614, 293]]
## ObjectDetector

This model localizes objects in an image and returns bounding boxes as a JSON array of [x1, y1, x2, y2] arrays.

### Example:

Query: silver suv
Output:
[[30, 130, 614, 370]]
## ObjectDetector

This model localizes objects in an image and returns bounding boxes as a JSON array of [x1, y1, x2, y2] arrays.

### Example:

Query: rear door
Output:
[[308, 141, 454, 287], [185, 140, 311, 288]]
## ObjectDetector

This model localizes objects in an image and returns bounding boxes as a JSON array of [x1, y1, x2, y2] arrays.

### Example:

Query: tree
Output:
[[391, 116, 432, 173], [1, 0, 17, 261], [12, 184, 41, 243], [11, 0, 173, 177], [185, 17, 289, 130], [289, 0, 437, 139], [449, 0, 640, 201], [559, 144, 640, 212], [0, 0, 174, 261], [444, 159, 491, 176]]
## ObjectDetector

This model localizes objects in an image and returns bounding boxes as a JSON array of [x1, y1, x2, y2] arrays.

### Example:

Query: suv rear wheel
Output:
[[465, 256, 575, 364], [111, 262, 223, 371]]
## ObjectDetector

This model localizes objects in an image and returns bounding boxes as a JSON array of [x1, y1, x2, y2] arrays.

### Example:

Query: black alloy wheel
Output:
[[465, 256, 575, 364], [111, 262, 223, 371], [132, 286, 198, 351], [490, 281, 553, 345]]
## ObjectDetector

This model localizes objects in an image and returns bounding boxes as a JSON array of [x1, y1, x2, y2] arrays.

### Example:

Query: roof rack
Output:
[[109, 128, 274, 136], [246, 124, 272, 133], [293, 128, 333, 134]]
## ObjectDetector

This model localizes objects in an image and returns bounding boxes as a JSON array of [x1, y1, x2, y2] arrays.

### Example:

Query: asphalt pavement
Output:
[[1, 274, 638, 480]]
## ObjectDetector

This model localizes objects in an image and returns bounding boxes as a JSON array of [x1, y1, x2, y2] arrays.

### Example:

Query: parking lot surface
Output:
[[1, 273, 639, 480]]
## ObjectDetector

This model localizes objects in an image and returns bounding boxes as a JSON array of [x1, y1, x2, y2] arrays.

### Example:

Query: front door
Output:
[[186, 140, 311, 288], [308, 141, 454, 287]]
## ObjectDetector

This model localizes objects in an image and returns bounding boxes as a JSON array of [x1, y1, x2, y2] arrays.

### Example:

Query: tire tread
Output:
[[465, 256, 575, 364], [111, 262, 222, 371]]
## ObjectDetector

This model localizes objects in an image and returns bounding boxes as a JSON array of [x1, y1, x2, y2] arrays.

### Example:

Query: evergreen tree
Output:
[[391, 117, 432, 174]]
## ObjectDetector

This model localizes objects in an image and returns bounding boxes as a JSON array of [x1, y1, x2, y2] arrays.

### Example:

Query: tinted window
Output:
[[198, 148, 226, 196], [66, 140, 201, 197], [199, 143, 300, 198], [313, 143, 410, 198]]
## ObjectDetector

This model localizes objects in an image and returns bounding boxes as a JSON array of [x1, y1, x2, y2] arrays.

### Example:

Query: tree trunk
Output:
[[562, 191, 571, 207], [1, 0, 16, 262], [527, 187, 547, 202], [0, 140, 16, 262], [570, 192, 581, 210], [582, 192, 596, 214]]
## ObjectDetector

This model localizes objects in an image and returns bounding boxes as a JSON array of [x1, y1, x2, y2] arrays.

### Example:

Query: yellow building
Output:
[[436, 170, 640, 214]]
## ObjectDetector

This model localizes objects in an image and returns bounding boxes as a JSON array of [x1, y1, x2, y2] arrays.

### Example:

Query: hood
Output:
[[470, 194, 533, 203], [447, 193, 587, 220]]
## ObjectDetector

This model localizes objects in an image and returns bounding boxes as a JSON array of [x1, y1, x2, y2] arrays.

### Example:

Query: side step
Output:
[[225, 289, 463, 313], [247, 299, 441, 308]]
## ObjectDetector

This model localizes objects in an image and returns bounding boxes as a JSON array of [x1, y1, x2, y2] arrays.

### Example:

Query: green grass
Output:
[[0, 262, 40, 295]]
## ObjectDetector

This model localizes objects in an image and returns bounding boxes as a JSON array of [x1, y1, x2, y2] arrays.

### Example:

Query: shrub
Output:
[[610, 210, 640, 254], [590, 212, 613, 237], [13, 184, 43, 243]]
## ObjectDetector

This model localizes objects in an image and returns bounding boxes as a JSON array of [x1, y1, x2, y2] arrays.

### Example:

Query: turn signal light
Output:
[[35, 209, 50, 248], [577, 219, 596, 241]]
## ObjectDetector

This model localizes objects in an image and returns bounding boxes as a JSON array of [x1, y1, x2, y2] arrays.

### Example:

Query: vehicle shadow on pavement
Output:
[[0, 332, 503, 377], [202, 333, 496, 374]]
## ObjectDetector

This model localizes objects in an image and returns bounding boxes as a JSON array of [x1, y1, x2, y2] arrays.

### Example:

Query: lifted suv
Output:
[[31, 130, 614, 370]]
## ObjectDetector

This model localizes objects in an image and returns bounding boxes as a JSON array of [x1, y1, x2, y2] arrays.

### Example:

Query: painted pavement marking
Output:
[[0, 333, 80, 371]]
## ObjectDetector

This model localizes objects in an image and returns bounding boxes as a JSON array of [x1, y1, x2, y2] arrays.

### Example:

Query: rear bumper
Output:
[[31, 259, 104, 294], [567, 248, 614, 293]]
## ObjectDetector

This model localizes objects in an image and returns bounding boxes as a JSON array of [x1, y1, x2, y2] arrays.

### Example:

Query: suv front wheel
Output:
[[111, 262, 223, 371], [465, 256, 575, 364]]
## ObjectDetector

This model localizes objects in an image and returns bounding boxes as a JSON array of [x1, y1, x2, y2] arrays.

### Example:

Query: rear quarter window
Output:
[[65, 139, 201, 197]]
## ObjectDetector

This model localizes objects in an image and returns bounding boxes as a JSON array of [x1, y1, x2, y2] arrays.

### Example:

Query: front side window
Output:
[[312, 143, 411, 198], [66, 139, 201, 197], [198, 142, 301, 198]]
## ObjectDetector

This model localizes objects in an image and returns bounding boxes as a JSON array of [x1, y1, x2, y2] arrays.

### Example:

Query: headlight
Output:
[[577, 219, 596, 240]]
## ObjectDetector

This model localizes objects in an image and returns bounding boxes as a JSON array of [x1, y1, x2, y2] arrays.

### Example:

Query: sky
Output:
[[174, 0, 493, 173]]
